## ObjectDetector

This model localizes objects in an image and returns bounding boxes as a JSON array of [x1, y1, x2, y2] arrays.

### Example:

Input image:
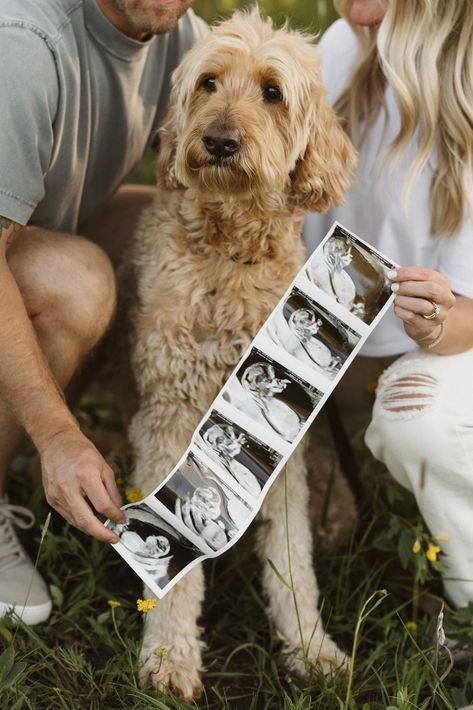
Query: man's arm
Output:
[[0, 218, 124, 542]]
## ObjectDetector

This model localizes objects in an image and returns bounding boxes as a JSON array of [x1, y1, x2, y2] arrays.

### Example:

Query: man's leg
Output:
[[0, 228, 117, 492], [0, 227, 116, 624], [0, 185, 156, 480], [0, 185, 154, 624]]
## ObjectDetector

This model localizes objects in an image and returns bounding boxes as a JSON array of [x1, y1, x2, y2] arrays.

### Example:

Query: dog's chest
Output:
[[140, 253, 302, 410], [193, 269, 277, 337], [189, 264, 287, 362]]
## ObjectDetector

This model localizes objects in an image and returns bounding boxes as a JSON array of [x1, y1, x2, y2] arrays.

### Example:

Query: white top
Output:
[[303, 19, 473, 357]]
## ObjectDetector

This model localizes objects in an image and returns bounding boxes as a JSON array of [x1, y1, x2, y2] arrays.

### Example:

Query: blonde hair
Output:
[[333, 0, 473, 237]]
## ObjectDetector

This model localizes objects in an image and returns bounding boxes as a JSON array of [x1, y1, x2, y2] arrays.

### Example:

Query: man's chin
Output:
[[148, 15, 185, 34], [135, 14, 183, 35], [128, 3, 192, 35]]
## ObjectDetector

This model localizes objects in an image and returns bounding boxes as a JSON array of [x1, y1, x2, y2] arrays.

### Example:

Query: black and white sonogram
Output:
[[194, 410, 282, 497], [222, 348, 322, 443], [154, 452, 252, 551], [110, 503, 203, 590], [266, 287, 361, 380], [306, 224, 394, 324]]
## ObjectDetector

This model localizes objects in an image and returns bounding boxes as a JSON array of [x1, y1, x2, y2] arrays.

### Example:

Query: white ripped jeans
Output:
[[365, 347, 473, 608]]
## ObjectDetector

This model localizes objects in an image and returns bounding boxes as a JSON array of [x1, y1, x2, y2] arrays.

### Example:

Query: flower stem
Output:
[[111, 607, 137, 688]]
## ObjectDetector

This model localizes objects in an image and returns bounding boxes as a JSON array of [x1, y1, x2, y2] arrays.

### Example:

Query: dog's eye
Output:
[[263, 84, 283, 103], [202, 76, 217, 93]]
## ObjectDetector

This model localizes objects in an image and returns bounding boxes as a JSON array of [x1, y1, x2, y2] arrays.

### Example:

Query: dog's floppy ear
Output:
[[291, 93, 357, 212], [156, 85, 181, 191]]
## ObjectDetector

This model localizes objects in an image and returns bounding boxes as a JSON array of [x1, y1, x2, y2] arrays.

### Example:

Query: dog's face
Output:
[[157, 9, 356, 211]]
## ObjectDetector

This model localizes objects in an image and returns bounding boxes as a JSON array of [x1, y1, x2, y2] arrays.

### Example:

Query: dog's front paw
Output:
[[139, 648, 204, 701], [285, 635, 349, 678], [311, 635, 349, 675]]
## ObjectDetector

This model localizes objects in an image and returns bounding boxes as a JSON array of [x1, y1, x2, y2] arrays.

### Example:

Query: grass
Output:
[[193, 0, 339, 33], [2, 395, 473, 710]]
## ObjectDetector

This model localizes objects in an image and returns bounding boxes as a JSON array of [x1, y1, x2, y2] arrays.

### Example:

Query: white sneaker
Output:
[[0, 498, 52, 625]]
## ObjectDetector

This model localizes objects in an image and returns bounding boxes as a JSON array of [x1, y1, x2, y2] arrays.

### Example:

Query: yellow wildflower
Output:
[[435, 534, 449, 542], [412, 539, 421, 554], [405, 621, 417, 631], [108, 600, 121, 608], [426, 544, 441, 562], [137, 598, 157, 613], [126, 487, 142, 503], [153, 646, 168, 659]]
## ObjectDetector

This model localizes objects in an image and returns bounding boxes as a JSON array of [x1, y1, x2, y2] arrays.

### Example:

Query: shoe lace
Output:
[[0, 499, 35, 572]]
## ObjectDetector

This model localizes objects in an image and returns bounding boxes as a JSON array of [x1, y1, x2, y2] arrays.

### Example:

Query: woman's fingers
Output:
[[391, 278, 456, 308], [393, 305, 437, 340], [388, 266, 449, 285], [389, 267, 456, 345], [394, 295, 447, 320]]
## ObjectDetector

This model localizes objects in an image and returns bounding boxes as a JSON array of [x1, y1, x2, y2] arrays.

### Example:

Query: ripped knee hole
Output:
[[379, 373, 437, 415]]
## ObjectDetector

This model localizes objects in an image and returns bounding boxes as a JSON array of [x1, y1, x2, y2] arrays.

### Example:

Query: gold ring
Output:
[[423, 301, 440, 320]]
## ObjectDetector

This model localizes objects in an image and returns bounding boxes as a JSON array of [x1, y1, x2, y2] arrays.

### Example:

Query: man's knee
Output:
[[8, 227, 116, 352]]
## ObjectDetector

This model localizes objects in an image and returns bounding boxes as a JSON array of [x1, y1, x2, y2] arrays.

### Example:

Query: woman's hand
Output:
[[388, 267, 456, 346]]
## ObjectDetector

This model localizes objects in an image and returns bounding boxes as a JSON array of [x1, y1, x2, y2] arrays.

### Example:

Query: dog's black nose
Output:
[[203, 128, 241, 158]]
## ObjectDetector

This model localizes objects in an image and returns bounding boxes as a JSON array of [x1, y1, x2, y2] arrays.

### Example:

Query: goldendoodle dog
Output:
[[121, 8, 356, 700]]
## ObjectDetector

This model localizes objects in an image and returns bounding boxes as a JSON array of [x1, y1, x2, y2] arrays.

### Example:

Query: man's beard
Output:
[[112, 0, 194, 35]]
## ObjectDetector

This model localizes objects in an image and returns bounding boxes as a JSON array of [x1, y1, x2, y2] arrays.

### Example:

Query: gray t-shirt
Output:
[[0, 0, 206, 232]]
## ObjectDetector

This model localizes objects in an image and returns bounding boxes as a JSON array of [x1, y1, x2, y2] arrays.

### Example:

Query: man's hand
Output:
[[40, 428, 126, 543], [388, 267, 456, 345]]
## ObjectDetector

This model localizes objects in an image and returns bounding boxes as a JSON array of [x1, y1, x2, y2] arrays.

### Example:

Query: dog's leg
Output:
[[256, 442, 348, 677], [306, 440, 357, 551], [139, 568, 205, 700], [128, 406, 206, 700]]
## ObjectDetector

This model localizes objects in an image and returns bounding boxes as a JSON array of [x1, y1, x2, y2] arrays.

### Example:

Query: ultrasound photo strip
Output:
[[194, 409, 282, 497], [260, 285, 362, 387], [305, 223, 394, 325], [107, 222, 398, 599]]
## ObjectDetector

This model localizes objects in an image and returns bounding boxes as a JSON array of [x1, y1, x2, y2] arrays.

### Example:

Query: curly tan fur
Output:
[[121, 8, 356, 700]]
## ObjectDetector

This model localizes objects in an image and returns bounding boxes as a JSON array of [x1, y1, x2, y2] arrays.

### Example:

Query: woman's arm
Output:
[[388, 266, 473, 354]]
